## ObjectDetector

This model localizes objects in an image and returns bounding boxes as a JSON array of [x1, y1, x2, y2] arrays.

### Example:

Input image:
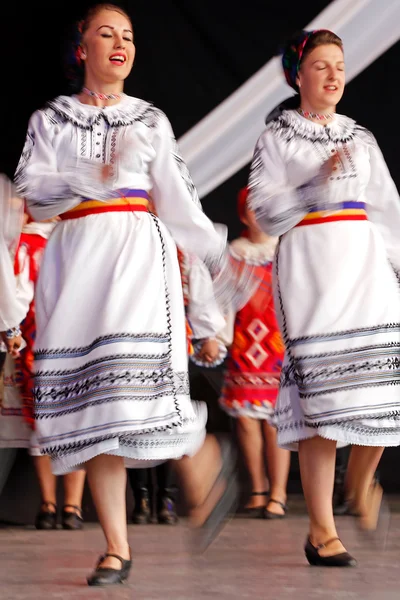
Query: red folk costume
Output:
[[219, 189, 284, 420], [13, 221, 55, 428]]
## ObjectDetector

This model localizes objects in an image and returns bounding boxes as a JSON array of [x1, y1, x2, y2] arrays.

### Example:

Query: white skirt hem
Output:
[[277, 421, 400, 451], [51, 428, 206, 475]]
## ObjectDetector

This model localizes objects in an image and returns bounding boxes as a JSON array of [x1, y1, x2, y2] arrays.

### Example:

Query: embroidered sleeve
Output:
[[149, 110, 226, 265], [363, 133, 400, 272], [247, 127, 328, 236], [15, 110, 116, 221], [187, 255, 226, 340], [0, 176, 25, 331]]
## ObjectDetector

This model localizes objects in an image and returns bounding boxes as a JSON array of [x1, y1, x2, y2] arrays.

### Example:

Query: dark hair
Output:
[[65, 3, 133, 91], [280, 29, 343, 93], [80, 3, 132, 35], [265, 95, 299, 125], [300, 30, 343, 68]]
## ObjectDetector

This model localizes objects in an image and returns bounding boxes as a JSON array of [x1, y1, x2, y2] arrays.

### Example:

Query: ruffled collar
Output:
[[44, 94, 159, 129], [269, 109, 358, 143], [229, 236, 278, 265]]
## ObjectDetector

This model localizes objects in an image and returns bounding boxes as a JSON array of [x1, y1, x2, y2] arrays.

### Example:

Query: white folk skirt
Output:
[[274, 219, 400, 450], [33, 210, 206, 474]]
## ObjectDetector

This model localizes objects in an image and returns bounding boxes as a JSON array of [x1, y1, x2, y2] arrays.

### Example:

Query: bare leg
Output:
[[86, 455, 130, 570], [173, 435, 220, 525], [263, 421, 290, 515], [344, 445, 384, 527], [298, 437, 347, 556], [63, 470, 86, 513], [236, 416, 268, 508], [33, 455, 57, 512], [173, 434, 226, 526]]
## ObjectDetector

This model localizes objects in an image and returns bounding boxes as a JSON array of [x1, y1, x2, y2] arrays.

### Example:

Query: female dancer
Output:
[[15, 3, 238, 585], [248, 29, 400, 566], [0, 215, 86, 529]]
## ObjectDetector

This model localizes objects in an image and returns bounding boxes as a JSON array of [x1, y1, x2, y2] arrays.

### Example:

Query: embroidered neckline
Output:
[[229, 236, 278, 265], [45, 94, 158, 129], [269, 109, 358, 143]]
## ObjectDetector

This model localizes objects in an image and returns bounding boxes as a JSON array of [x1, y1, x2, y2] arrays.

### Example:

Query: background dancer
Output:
[[219, 188, 290, 519], [0, 214, 86, 530]]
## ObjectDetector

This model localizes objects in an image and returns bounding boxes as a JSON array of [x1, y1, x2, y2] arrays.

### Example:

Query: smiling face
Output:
[[297, 43, 345, 112], [80, 8, 135, 86]]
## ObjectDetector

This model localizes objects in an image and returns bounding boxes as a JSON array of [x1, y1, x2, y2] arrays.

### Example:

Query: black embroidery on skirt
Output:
[[277, 410, 400, 436], [35, 332, 168, 360], [288, 323, 400, 349], [150, 213, 183, 425], [42, 416, 197, 460], [299, 377, 400, 399], [35, 352, 170, 377], [34, 366, 174, 403]]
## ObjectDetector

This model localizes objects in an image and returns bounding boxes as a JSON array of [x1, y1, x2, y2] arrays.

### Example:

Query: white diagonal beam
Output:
[[178, 0, 400, 199]]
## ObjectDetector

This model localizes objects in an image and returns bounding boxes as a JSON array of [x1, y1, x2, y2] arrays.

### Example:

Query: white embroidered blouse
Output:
[[248, 109, 400, 272], [14, 94, 226, 265]]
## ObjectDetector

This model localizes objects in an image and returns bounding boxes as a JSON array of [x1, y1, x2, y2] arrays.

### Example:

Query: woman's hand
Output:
[[198, 338, 220, 363], [0, 331, 23, 358], [320, 151, 341, 181], [101, 164, 114, 182]]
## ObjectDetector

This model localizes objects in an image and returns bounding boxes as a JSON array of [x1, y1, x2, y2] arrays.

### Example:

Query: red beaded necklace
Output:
[[297, 108, 335, 121], [82, 87, 122, 102]]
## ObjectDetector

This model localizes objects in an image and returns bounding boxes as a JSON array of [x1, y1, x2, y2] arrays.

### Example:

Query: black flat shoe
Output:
[[157, 493, 178, 525], [62, 504, 84, 530], [264, 498, 288, 520], [87, 551, 132, 586], [132, 487, 152, 524], [35, 501, 57, 530], [333, 498, 360, 517], [304, 537, 357, 567], [242, 491, 269, 518]]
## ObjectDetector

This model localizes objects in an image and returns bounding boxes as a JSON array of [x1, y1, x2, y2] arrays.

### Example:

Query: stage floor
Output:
[[0, 496, 399, 599]]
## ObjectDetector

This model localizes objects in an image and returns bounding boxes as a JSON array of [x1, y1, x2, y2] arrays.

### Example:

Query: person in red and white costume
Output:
[[219, 188, 291, 519]]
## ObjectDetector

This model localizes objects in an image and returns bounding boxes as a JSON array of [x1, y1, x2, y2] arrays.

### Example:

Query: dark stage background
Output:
[[1, 0, 399, 236], [0, 1, 400, 521]]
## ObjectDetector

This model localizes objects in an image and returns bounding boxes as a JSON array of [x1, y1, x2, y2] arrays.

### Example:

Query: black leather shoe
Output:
[[132, 487, 151, 524], [62, 504, 84, 530], [264, 498, 288, 520], [157, 492, 178, 525], [304, 537, 357, 567], [241, 491, 269, 518], [35, 501, 57, 530], [87, 551, 132, 586]]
